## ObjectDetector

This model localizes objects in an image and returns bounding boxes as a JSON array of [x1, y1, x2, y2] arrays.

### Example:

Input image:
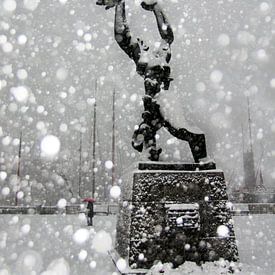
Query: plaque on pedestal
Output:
[[115, 162, 238, 271]]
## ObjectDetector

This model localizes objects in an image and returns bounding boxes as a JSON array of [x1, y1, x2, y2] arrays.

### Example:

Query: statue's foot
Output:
[[141, 0, 157, 11], [188, 133, 207, 163], [164, 121, 207, 163], [197, 158, 216, 170], [148, 147, 162, 161], [132, 140, 143, 152]]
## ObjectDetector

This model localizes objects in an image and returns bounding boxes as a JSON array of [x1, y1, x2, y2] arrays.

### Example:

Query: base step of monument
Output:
[[138, 161, 216, 171], [109, 249, 148, 275]]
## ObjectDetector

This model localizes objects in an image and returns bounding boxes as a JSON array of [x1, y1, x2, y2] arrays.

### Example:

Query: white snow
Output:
[[2, 0, 17, 12], [59, 123, 68, 132], [23, 0, 40, 11], [0, 171, 7, 181], [17, 35, 28, 45], [158, 89, 203, 134], [0, 215, 117, 274], [2, 42, 13, 53], [116, 258, 127, 272], [89, 260, 97, 269], [78, 249, 88, 261], [21, 224, 31, 235], [0, 214, 273, 274], [57, 198, 67, 209], [40, 135, 61, 157], [1, 187, 10, 196], [41, 258, 70, 275], [259, 2, 270, 13], [210, 70, 223, 84], [73, 228, 90, 245], [16, 69, 28, 80], [237, 31, 255, 45], [270, 78, 275, 88], [15, 250, 43, 275], [10, 86, 29, 103], [92, 230, 113, 254], [105, 160, 114, 170], [217, 34, 230, 47], [59, 0, 68, 4], [216, 225, 230, 237], [17, 191, 24, 200], [110, 185, 121, 199], [55, 68, 68, 81], [0, 35, 7, 44], [196, 82, 206, 93], [165, 203, 199, 210], [87, 98, 96, 106], [146, 260, 264, 274]]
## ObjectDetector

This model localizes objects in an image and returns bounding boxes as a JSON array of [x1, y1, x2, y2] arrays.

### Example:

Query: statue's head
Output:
[[137, 38, 149, 52], [152, 40, 169, 55]]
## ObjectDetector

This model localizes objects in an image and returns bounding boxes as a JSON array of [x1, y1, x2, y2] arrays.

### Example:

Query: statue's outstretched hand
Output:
[[141, 0, 157, 11], [96, 0, 122, 10]]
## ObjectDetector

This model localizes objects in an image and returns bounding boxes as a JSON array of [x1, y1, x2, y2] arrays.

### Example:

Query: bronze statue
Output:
[[96, 0, 207, 162]]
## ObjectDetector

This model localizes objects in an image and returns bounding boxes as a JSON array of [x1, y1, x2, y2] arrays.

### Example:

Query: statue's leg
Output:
[[143, 97, 163, 161], [133, 94, 208, 162], [164, 121, 207, 163], [132, 96, 163, 157], [132, 76, 164, 161]]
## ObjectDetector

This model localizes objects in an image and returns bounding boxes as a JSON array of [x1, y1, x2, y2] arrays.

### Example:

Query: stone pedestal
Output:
[[116, 162, 238, 270]]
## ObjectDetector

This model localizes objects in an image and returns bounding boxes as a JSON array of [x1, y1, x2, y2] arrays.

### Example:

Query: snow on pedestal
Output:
[[115, 162, 238, 270]]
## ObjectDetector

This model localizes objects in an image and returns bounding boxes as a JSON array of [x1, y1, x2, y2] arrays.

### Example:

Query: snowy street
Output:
[[234, 214, 275, 274], [0, 214, 117, 275], [0, 214, 275, 274]]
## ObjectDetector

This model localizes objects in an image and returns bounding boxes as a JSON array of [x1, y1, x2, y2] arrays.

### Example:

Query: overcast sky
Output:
[[0, 0, 275, 202]]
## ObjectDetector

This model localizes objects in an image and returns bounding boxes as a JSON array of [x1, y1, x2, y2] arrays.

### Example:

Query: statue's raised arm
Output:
[[141, 1, 174, 45], [114, 1, 140, 63]]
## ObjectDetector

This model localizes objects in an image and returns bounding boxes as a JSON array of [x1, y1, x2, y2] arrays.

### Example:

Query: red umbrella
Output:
[[82, 198, 96, 203]]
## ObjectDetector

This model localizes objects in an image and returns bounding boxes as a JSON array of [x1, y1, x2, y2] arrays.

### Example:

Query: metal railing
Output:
[[0, 203, 275, 216], [0, 203, 119, 215]]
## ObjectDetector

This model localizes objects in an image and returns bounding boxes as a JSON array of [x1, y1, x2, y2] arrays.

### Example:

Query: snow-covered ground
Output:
[[0, 214, 274, 275], [0, 214, 117, 275], [234, 214, 275, 274]]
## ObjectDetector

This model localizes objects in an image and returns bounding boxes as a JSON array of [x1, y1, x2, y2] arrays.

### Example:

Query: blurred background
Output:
[[0, 0, 275, 204]]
